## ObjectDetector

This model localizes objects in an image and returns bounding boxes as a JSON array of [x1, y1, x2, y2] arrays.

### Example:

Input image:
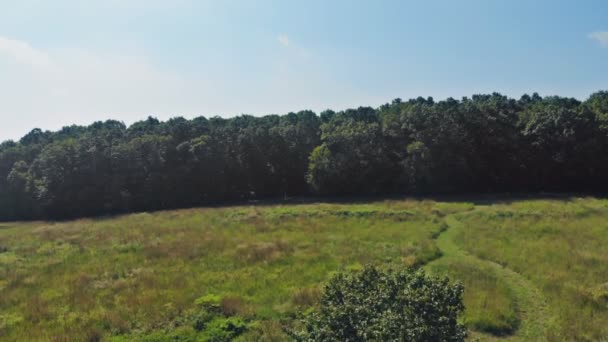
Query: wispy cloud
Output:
[[277, 34, 290, 47], [0, 36, 53, 68], [0, 34, 353, 142], [276, 34, 311, 61], [589, 31, 608, 47], [0, 35, 205, 140]]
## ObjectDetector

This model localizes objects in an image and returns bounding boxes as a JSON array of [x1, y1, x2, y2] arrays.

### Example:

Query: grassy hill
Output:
[[1, 198, 607, 341]]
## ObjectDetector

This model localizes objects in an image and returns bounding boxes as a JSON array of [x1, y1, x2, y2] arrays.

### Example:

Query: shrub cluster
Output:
[[293, 266, 466, 341]]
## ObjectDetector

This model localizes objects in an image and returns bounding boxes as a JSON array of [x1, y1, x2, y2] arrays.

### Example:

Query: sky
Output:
[[0, 0, 607, 141]]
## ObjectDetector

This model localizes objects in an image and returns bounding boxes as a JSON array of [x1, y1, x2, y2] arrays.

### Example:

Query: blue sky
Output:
[[0, 0, 607, 141]]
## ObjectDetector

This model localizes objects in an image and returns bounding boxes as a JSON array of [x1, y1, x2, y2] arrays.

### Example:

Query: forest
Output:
[[1, 91, 608, 221]]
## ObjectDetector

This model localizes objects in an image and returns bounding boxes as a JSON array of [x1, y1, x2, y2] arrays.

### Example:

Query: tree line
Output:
[[1, 91, 607, 220]]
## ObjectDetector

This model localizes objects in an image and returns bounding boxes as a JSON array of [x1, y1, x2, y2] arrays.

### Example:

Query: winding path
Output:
[[428, 213, 551, 341]]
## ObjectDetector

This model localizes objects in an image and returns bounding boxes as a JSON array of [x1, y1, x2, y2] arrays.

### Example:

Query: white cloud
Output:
[[0, 35, 210, 141], [277, 34, 290, 47], [589, 31, 608, 47], [276, 34, 312, 62], [0, 35, 327, 142], [0, 36, 53, 68], [0, 35, 366, 142]]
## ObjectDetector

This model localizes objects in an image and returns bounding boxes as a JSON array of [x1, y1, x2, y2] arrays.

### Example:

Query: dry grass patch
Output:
[[235, 240, 293, 264], [220, 296, 252, 316], [292, 287, 322, 308]]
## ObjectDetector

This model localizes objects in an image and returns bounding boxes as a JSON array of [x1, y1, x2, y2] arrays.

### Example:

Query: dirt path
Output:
[[427, 213, 550, 341]]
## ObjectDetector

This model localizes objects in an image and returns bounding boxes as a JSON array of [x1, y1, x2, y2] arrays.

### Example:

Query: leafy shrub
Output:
[[191, 294, 250, 340], [111, 327, 198, 342], [200, 317, 248, 342], [0, 313, 23, 331], [237, 320, 287, 342], [293, 265, 466, 341], [194, 294, 222, 309], [193, 294, 222, 332]]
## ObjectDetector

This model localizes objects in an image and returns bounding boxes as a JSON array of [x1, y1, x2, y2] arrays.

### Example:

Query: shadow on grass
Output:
[[6, 191, 608, 224]]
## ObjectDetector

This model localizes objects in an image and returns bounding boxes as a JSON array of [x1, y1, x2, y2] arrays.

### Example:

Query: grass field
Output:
[[1, 198, 607, 341]]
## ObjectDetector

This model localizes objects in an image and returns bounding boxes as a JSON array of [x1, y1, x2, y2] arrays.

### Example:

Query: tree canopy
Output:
[[2, 91, 608, 220]]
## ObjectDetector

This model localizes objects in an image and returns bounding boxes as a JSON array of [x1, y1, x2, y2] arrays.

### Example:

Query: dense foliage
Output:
[[294, 266, 466, 342], [2, 91, 608, 220]]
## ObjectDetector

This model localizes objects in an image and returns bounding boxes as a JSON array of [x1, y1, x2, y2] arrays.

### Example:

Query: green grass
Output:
[[0, 200, 461, 341], [1, 198, 608, 341], [427, 258, 520, 336], [427, 215, 549, 342], [451, 198, 608, 341]]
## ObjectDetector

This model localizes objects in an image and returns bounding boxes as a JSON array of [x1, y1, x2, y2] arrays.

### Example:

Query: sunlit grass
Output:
[[0, 200, 458, 341], [427, 259, 519, 336], [1, 198, 607, 341], [453, 198, 608, 341]]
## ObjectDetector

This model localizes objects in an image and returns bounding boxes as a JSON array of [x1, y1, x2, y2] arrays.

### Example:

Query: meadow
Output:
[[0, 197, 607, 341]]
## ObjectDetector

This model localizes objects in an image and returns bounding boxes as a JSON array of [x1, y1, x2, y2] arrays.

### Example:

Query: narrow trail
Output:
[[427, 212, 551, 341]]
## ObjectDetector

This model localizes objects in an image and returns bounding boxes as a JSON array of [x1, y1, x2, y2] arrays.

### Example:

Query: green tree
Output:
[[519, 99, 599, 190], [586, 91, 608, 130], [295, 266, 466, 342], [2, 91, 608, 221], [307, 107, 395, 194]]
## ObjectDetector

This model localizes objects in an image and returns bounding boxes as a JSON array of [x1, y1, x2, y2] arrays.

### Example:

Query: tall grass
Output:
[[0, 200, 456, 341], [1, 198, 607, 341], [453, 198, 608, 341]]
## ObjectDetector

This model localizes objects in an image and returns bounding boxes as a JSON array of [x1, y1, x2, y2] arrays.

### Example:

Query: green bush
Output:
[[199, 317, 248, 342], [294, 265, 466, 341], [109, 327, 198, 342], [190, 294, 249, 341]]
